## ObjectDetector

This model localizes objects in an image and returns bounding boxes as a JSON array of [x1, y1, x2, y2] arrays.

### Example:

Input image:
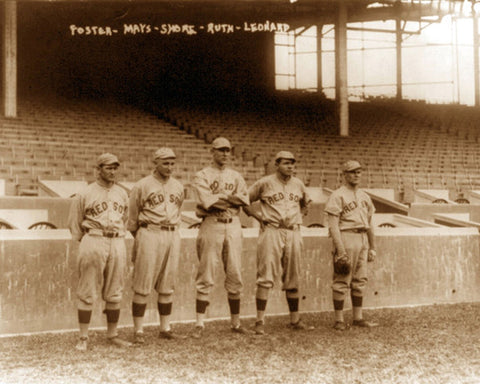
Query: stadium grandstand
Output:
[[2, 0, 480, 335]]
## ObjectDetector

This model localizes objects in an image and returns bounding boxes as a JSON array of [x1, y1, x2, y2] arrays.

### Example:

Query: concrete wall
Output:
[[409, 203, 480, 223], [0, 197, 72, 229], [1, 227, 479, 335]]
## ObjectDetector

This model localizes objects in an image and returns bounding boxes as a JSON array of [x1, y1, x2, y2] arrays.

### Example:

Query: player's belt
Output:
[[264, 222, 299, 230], [341, 228, 368, 233], [216, 218, 233, 224], [139, 222, 177, 231], [86, 228, 125, 238]]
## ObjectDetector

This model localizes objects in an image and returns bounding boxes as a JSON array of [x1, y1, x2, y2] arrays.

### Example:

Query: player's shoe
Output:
[[231, 325, 253, 335], [191, 325, 204, 339], [352, 319, 379, 328], [159, 330, 187, 340], [254, 320, 265, 335], [333, 321, 347, 331], [287, 320, 314, 331], [107, 336, 132, 348], [133, 331, 145, 345], [75, 337, 88, 351]]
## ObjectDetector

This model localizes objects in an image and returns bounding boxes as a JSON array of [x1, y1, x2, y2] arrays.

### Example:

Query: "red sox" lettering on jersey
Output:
[[266, 192, 301, 205], [145, 193, 182, 208], [85, 201, 127, 217], [342, 200, 369, 215]]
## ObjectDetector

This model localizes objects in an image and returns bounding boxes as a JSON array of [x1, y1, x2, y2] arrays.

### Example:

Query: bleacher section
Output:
[[0, 98, 259, 197], [2, 95, 480, 204], [154, 96, 480, 200]]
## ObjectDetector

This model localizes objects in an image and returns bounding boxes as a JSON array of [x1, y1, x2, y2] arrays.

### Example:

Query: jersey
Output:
[[193, 165, 249, 219], [324, 186, 375, 230], [248, 174, 311, 227], [68, 181, 128, 241], [127, 172, 185, 232]]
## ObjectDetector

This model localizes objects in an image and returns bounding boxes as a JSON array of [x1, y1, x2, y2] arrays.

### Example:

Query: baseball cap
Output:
[[97, 153, 120, 167], [211, 137, 232, 149], [154, 147, 176, 160], [275, 151, 296, 162], [342, 160, 362, 172]]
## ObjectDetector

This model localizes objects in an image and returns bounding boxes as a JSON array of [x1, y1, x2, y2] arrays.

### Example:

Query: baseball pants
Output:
[[195, 216, 243, 300], [332, 231, 369, 301], [256, 226, 302, 292], [132, 227, 180, 303], [76, 234, 127, 311]]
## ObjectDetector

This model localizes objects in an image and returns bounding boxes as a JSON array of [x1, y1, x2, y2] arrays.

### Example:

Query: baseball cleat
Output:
[[333, 321, 347, 331], [133, 331, 145, 345], [231, 325, 253, 335], [191, 325, 204, 339], [352, 319, 379, 328], [107, 336, 132, 348], [159, 330, 187, 340], [288, 320, 314, 331], [254, 320, 265, 335], [75, 337, 88, 351]]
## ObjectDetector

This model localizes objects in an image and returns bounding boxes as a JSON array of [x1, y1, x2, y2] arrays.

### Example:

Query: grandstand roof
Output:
[[23, 0, 465, 29]]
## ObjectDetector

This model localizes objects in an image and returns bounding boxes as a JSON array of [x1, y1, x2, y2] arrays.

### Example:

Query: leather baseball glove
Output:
[[333, 252, 351, 275]]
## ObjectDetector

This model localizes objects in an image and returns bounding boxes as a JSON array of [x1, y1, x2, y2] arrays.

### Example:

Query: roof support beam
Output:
[[335, 1, 348, 136], [3, 1, 17, 118], [396, 17, 403, 100], [473, 4, 480, 106], [317, 24, 323, 94]]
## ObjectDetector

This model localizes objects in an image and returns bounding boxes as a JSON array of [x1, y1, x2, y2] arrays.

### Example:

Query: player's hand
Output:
[[368, 249, 376, 262]]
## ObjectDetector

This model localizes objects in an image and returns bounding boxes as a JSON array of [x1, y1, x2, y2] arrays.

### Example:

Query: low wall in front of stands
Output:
[[409, 204, 480, 223], [1, 227, 479, 335], [0, 197, 73, 229]]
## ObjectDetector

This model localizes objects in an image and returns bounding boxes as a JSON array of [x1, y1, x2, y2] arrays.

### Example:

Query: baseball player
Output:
[[127, 148, 185, 343], [191, 137, 250, 338], [68, 153, 131, 351], [324, 160, 378, 330], [244, 151, 313, 335]]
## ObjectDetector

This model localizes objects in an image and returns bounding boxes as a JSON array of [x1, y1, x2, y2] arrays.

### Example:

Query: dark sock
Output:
[[286, 297, 299, 313], [78, 310, 92, 324], [196, 299, 209, 314], [104, 309, 120, 323], [158, 302, 173, 316], [256, 298, 267, 311], [132, 302, 147, 317], [228, 298, 240, 315]]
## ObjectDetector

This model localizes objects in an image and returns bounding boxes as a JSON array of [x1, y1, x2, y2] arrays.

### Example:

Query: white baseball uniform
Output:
[[68, 181, 128, 311], [193, 164, 249, 300], [127, 172, 184, 300], [324, 185, 375, 301], [248, 173, 311, 291]]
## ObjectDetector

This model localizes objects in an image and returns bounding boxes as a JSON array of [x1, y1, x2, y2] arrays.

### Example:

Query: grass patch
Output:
[[1, 303, 480, 384]]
